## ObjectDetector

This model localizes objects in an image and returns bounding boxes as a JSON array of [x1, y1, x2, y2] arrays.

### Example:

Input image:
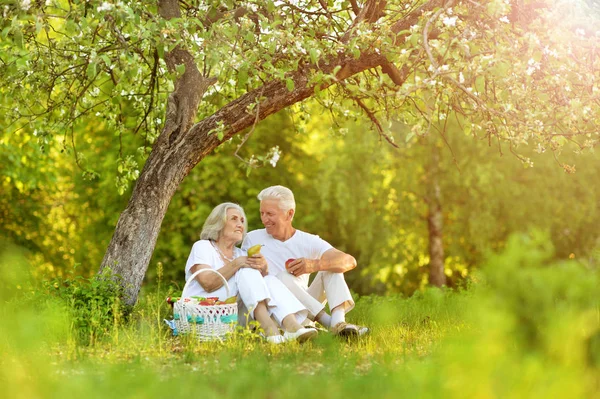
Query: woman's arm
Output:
[[190, 256, 248, 292]]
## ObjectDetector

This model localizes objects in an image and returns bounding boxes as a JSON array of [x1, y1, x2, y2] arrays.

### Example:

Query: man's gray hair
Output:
[[257, 185, 296, 212], [200, 202, 248, 245]]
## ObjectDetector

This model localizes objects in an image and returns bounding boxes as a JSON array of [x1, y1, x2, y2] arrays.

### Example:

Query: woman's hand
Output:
[[231, 256, 249, 270], [246, 253, 269, 276]]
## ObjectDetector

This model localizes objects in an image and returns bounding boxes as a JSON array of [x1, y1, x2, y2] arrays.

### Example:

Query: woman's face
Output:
[[219, 208, 245, 243]]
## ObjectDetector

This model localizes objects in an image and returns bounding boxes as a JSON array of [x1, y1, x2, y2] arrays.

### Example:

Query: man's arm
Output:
[[286, 248, 357, 276]]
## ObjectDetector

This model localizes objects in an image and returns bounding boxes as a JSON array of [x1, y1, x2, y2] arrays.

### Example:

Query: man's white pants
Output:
[[236, 268, 308, 326], [277, 271, 355, 319]]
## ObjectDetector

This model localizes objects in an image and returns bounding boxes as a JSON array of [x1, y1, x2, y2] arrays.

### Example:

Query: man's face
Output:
[[260, 199, 293, 239]]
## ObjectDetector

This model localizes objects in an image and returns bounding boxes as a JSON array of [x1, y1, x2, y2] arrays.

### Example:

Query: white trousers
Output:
[[277, 270, 355, 319], [236, 268, 308, 326]]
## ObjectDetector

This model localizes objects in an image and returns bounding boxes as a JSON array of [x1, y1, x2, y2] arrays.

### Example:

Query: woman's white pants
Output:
[[236, 268, 308, 326]]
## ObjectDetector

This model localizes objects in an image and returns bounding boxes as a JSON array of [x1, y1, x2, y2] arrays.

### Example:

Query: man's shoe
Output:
[[283, 327, 318, 343], [356, 325, 370, 336], [266, 335, 286, 344], [331, 322, 359, 337]]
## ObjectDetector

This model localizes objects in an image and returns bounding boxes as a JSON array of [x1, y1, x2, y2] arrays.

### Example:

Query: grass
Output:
[[1, 233, 599, 398]]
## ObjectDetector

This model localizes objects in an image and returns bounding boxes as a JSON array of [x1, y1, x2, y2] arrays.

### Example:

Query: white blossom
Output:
[[97, 2, 113, 12], [442, 16, 457, 27], [459, 72, 465, 84], [269, 147, 281, 167], [20, 0, 31, 10], [499, 16, 510, 24]]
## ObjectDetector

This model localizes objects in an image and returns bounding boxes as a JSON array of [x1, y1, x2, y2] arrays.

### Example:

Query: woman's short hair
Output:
[[257, 185, 296, 213], [200, 202, 248, 244]]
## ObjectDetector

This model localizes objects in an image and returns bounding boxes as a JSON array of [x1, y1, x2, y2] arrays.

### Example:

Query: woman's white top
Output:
[[183, 240, 244, 300]]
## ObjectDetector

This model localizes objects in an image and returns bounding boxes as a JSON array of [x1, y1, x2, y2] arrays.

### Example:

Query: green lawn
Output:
[[1, 234, 599, 398]]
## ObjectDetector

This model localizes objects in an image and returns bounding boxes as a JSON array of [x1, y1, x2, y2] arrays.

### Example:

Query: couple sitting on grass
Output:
[[184, 185, 369, 344]]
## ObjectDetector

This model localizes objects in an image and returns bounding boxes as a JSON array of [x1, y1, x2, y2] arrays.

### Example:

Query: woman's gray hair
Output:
[[257, 185, 296, 212], [200, 202, 248, 244]]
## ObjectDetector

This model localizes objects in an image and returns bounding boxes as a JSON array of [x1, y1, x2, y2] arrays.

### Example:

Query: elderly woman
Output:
[[185, 202, 317, 343]]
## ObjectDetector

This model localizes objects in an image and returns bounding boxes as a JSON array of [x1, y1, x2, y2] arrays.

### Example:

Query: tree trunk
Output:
[[427, 148, 446, 287], [99, 0, 447, 306]]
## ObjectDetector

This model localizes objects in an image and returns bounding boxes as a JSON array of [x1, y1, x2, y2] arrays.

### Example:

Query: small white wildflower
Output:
[[565, 85, 571, 92], [459, 72, 465, 83], [97, 2, 113, 12], [20, 0, 31, 10], [440, 64, 449, 72], [526, 66, 535, 76], [193, 34, 204, 47], [442, 16, 457, 27], [499, 16, 510, 24]]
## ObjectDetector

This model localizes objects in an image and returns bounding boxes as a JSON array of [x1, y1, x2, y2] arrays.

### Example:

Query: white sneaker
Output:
[[266, 335, 286, 344], [283, 327, 318, 343]]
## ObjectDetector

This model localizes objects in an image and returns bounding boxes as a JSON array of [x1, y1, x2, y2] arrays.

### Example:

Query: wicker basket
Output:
[[173, 269, 238, 341]]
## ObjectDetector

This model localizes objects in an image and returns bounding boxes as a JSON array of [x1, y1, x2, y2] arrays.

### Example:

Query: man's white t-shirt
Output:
[[184, 240, 244, 299], [242, 229, 332, 288]]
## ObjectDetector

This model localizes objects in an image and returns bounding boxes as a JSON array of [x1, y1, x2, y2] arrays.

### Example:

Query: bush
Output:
[[45, 268, 129, 345]]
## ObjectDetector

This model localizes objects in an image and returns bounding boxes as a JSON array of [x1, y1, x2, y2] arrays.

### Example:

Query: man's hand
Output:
[[246, 253, 269, 276], [286, 258, 320, 277]]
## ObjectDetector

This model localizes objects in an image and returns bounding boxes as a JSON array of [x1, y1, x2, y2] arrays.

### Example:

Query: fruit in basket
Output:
[[247, 244, 263, 256], [224, 296, 237, 304], [199, 297, 219, 306], [285, 258, 296, 269]]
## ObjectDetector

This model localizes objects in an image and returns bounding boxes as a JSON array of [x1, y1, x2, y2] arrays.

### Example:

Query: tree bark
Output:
[[99, 0, 447, 305], [426, 149, 446, 287]]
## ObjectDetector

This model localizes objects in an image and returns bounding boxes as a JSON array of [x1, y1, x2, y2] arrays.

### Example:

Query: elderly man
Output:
[[242, 185, 369, 337]]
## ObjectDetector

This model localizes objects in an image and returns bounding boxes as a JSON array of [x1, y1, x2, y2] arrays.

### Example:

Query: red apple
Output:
[[285, 258, 296, 269]]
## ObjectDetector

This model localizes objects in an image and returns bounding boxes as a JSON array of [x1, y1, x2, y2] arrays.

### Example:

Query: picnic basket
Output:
[[172, 269, 238, 341]]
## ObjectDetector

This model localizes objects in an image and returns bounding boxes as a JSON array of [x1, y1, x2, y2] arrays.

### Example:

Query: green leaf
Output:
[[86, 62, 97, 79], [176, 63, 186, 76], [13, 26, 23, 49], [475, 76, 485, 93], [238, 66, 248, 88], [285, 78, 295, 92], [101, 55, 112, 67], [309, 48, 319, 64]]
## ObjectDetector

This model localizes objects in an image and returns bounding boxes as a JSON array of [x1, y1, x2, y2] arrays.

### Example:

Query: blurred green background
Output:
[[2, 101, 599, 296]]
